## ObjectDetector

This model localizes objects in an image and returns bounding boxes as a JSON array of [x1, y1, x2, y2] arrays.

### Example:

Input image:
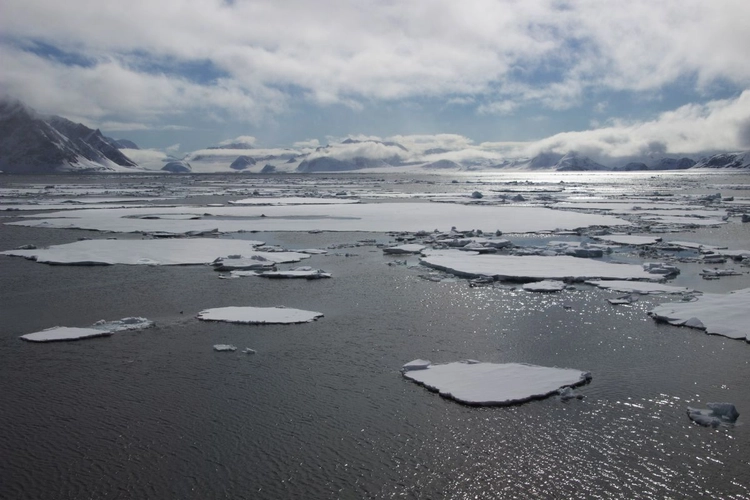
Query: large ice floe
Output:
[[401, 360, 592, 406], [649, 288, 750, 341], [197, 306, 323, 324], [2, 239, 310, 266], [420, 251, 655, 282], [20, 317, 154, 342], [6, 203, 629, 234], [522, 280, 567, 292]]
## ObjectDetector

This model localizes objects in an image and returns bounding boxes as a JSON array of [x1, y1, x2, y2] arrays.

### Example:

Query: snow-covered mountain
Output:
[[693, 151, 750, 169], [0, 98, 140, 173]]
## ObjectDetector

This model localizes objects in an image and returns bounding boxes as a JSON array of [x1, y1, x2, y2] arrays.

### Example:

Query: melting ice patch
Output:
[[420, 252, 656, 282], [2, 239, 310, 266], [649, 288, 750, 341], [197, 306, 323, 324], [402, 360, 591, 406], [522, 280, 567, 292]]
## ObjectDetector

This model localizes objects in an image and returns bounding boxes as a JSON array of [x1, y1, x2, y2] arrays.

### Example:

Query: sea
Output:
[[1, 171, 749, 499]]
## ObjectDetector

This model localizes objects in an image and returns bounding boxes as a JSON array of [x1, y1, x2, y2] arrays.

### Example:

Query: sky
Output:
[[2, 0, 750, 159]]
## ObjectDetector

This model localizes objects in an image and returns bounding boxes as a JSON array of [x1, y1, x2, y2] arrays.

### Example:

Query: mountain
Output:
[[297, 156, 391, 173], [105, 138, 139, 149], [0, 98, 139, 173], [649, 157, 695, 170], [554, 152, 607, 171], [693, 151, 750, 169]]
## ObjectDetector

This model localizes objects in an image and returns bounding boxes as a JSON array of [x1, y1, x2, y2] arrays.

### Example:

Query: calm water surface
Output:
[[1, 173, 749, 499]]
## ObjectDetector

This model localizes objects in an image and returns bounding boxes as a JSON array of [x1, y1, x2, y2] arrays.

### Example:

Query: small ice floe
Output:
[[258, 267, 331, 279], [700, 268, 741, 279], [197, 306, 324, 324], [20, 327, 113, 343], [212, 255, 277, 271], [383, 244, 426, 255], [593, 234, 661, 246], [20, 317, 154, 342], [298, 248, 328, 255], [401, 360, 591, 406], [558, 386, 584, 401], [687, 403, 740, 428], [401, 359, 432, 371], [213, 344, 237, 352], [649, 288, 750, 341], [607, 294, 639, 305], [586, 280, 693, 294], [522, 280, 567, 292], [643, 262, 680, 276], [242, 347, 257, 354]]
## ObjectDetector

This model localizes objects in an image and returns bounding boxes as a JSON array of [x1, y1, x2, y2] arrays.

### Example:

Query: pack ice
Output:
[[401, 360, 591, 406], [649, 288, 750, 341], [197, 306, 323, 324]]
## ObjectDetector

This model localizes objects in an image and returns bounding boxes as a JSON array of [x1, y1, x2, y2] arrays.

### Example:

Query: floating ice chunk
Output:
[[420, 252, 655, 282], [687, 403, 739, 427], [20, 317, 154, 342], [402, 361, 591, 406], [20, 327, 113, 343], [586, 280, 693, 294], [593, 234, 661, 246], [522, 280, 567, 292], [298, 248, 328, 255], [401, 359, 432, 371], [242, 347, 257, 354], [649, 288, 750, 340], [228, 197, 360, 205], [607, 294, 639, 305], [701, 268, 741, 278], [212, 255, 277, 271], [213, 344, 237, 352], [197, 306, 324, 324], [643, 262, 680, 276], [259, 267, 331, 279], [0, 239, 314, 266], [558, 386, 584, 401], [383, 244, 426, 255]]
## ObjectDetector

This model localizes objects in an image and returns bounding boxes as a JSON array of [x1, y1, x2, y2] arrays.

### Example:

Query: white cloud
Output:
[[219, 135, 257, 146], [165, 143, 181, 153], [292, 139, 320, 149]]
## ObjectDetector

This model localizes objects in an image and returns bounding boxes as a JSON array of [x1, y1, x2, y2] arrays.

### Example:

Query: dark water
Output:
[[1, 173, 750, 499]]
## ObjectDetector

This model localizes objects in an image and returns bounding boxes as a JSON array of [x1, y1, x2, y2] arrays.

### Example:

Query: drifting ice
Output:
[[401, 360, 591, 406], [197, 306, 324, 324], [687, 403, 740, 427], [20, 317, 154, 342]]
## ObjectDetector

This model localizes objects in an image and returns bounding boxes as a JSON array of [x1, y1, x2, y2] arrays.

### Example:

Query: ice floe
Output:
[[259, 267, 331, 279], [228, 197, 359, 205], [420, 252, 656, 282], [522, 280, 567, 292], [401, 360, 591, 406], [649, 288, 750, 341], [586, 280, 694, 294], [20, 327, 113, 343], [687, 403, 740, 427], [197, 306, 324, 324], [383, 243, 426, 255], [2, 239, 310, 266], [20, 317, 154, 342], [7, 203, 630, 234], [213, 344, 237, 352], [593, 234, 661, 246]]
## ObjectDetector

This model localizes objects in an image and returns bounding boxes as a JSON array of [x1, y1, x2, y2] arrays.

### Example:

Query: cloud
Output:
[[292, 139, 320, 149], [3, 0, 750, 124], [219, 135, 256, 146], [165, 143, 181, 153]]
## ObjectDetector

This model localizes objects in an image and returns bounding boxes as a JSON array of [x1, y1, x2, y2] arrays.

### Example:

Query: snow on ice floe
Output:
[[197, 306, 323, 324], [649, 288, 750, 341], [383, 243, 426, 255], [20, 317, 154, 342], [6, 203, 630, 234], [687, 403, 740, 427], [228, 197, 359, 205], [401, 360, 591, 406], [522, 280, 567, 292], [586, 280, 694, 294], [2, 239, 310, 266], [420, 251, 656, 282]]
